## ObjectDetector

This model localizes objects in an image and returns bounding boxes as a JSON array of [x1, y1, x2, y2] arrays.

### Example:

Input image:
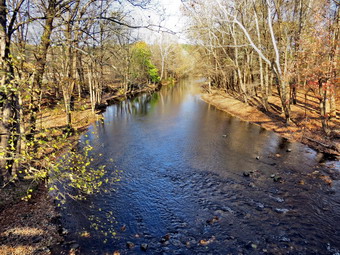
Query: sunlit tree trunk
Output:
[[253, 4, 268, 110], [0, 0, 21, 183], [231, 24, 247, 103]]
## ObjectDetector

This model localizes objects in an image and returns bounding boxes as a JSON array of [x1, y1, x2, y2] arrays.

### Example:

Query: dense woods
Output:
[[0, 0, 195, 186], [183, 0, 339, 132], [0, 0, 339, 188]]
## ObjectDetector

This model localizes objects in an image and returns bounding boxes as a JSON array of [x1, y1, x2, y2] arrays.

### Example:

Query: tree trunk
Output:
[[76, 52, 85, 98], [29, 4, 55, 140], [277, 75, 291, 123], [0, 0, 20, 183], [254, 7, 268, 110], [232, 24, 247, 103]]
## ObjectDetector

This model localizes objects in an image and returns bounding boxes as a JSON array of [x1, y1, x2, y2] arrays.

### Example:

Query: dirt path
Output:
[[201, 89, 339, 156]]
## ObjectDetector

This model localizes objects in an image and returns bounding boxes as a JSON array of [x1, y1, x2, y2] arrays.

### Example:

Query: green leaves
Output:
[[50, 143, 119, 203], [130, 41, 160, 84]]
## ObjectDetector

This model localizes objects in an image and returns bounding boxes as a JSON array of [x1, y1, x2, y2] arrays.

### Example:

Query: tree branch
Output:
[[8, 0, 25, 36], [266, 0, 282, 75], [215, 0, 272, 67]]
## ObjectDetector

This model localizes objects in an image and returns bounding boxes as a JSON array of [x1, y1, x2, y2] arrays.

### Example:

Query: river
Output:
[[56, 79, 340, 254]]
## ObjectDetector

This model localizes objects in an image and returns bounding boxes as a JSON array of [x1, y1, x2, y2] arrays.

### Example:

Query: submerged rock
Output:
[[274, 208, 289, 214], [171, 239, 182, 247], [70, 243, 80, 250], [32, 236, 43, 243], [270, 196, 284, 203], [279, 236, 291, 242], [245, 241, 258, 249], [255, 203, 265, 211], [160, 234, 171, 243]]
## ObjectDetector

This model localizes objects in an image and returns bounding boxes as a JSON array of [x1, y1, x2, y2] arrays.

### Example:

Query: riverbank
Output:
[[201, 88, 339, 157], [0, 83, 160, 255]]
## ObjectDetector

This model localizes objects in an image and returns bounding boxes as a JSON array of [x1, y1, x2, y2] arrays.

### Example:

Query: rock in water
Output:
[[140, 243, 148, 251], [243, 171, 250, 177], [126, 241, 135, 249], [274, 208, 289, 214], [248, 182, 255, 188], [273, 176, 282, 182], [61, 228, 69, 235], [160, 234, 171, 243], [206, 216, 219, 224]]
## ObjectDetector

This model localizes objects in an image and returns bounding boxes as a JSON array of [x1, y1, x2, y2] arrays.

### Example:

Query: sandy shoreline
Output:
[[201, 89, 339, 157]]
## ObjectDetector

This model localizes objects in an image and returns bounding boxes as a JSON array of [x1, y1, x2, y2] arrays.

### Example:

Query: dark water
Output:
[[59, 80, 340, 254]]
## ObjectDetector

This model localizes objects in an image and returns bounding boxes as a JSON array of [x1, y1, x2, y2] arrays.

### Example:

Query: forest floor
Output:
[[201, 88, 340, 156], [0, 84, 159, 255]]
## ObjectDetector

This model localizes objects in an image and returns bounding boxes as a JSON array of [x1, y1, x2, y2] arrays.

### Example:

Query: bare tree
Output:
[[0, 0, 25, 183]]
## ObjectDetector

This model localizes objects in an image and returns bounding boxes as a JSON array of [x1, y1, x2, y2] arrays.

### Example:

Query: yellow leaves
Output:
[[320, 175, 332, 186], [132, 41, 149, 51], [80, 231, 91, 238], [21, 187, 35, 201], [298, 180, 305, 185], [199, 236, 215, 246]]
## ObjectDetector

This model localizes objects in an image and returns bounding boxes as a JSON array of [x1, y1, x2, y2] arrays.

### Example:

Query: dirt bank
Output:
[[201, 89, 339, 157]]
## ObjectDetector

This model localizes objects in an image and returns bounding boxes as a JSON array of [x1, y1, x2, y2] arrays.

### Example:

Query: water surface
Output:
[[59, 80, 340, 254]]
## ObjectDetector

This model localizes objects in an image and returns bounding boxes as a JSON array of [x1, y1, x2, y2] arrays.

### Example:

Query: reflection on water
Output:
[[58, 79, 340, 254]]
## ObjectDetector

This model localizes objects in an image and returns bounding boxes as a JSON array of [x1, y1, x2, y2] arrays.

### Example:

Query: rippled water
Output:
[[57, 80, 340, 254]]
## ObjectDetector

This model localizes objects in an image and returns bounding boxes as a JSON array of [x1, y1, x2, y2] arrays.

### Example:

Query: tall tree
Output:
[[0, 0, 25, 183]]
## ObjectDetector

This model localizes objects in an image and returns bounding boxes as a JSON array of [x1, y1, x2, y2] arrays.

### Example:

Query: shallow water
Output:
[[58, 80, 340, 254]]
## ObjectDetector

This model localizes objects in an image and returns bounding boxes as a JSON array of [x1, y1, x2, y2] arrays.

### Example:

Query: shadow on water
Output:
[[55, 79, 340, 255]]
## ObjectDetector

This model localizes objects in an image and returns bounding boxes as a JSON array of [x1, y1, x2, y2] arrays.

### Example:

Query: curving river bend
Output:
[[57, 79, 340, 254]]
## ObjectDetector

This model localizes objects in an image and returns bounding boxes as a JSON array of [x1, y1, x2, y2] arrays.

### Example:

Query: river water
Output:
[[58, 79, 340, 254]]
